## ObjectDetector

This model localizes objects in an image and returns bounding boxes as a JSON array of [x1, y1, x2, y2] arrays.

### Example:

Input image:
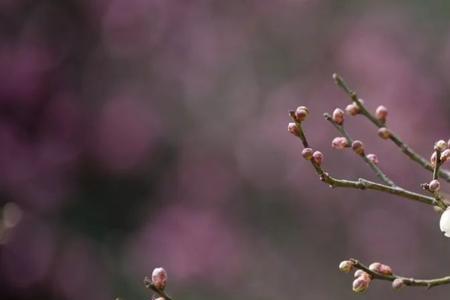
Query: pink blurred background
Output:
[[1, 1, 450, 299]]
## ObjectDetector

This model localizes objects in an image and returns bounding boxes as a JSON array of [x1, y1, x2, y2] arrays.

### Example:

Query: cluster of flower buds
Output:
[[302, 148, 324, 166], [331, 137, 349, 150], [430, 139, 450, 166], [332, 108, 345, 125], [375, 105, 388, 123], [351, 140, 365, 156]]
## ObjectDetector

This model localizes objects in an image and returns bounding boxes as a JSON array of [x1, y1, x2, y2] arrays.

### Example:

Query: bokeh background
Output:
[[1, 1, 450, 299]]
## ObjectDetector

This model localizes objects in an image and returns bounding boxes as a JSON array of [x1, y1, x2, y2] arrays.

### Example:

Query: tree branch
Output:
[[350, 258, 450, 289], [332, 73, 450, 182], [324, 112, 396, 187]]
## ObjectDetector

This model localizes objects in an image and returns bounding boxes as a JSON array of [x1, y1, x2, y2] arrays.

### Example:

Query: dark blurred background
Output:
[[1, 1, 450, 299]]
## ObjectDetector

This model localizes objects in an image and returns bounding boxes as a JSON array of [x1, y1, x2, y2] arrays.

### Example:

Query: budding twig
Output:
[[349, 258, 450, 289], [332, 73, 450, 182], [324, 112, 396, 187]]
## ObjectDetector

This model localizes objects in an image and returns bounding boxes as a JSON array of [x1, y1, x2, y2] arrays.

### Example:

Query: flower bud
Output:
[[352, 276, 370, 293], [352, 140, 365, 156], [331, 137, 349, 150], [375, 105, 388, 123], [441, 149, 450, 163], [366, 154, 378, 164], [368, 262, 382, 273], [302, 148, 314, 160], [152, 267, 168, 290], [312, 151, 324, 166], [339, 260, 354, 273], [435, 140, 448, 152], [369, 262, 392, 275], [332, 108, 345, 125], [294, 106, 309, 122], [439, 208, 450, 237], [392, 278, 406, 290], [288, 122, 300, 137], [429, 179, 440, 192], [431, 151, 437, 166], [354, 269, 371, 279], [345, 103, 360, 116], [378, 127, 391, 139]]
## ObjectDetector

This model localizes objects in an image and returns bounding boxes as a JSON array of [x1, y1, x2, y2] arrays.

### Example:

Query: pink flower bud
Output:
[[331, 137, 349, 150], [294, 106, 309, 122], [441, 149, 450, 163], [369, 262, 392, 275], [152, 267, 168, 290], [312, 151, 324, 166], [354, 270, 371, 279], [302, 148, 314, 160], [352, 140, 365, 156], [429, 179, 441, 192], [366, 154, 379, 164], [378, 127, 391, 139], [435, 140, 448, 152], [345, 103, 360, 116], [332, 108, 345, 125], [392, 278, 406, 290], [431, 151, 437, 166], [352, 276, 370, 293], [375, 105, 388, 122], [339, 260, 354, 273], [288, 122, 300, 137]]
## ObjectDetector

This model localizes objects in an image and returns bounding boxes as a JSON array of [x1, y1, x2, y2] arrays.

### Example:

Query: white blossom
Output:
[[439, 209, 450, 237]]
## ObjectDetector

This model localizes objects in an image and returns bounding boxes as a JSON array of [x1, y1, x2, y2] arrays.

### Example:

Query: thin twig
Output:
[[324, 113, 396, 187], [332, 73, 450, 182], [350, 258, 450, 289]]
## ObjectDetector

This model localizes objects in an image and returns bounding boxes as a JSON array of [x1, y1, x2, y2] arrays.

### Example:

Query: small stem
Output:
[[324, 113, 396, 187], [350, 258, 450, 289], [332, 73, 450, 182]]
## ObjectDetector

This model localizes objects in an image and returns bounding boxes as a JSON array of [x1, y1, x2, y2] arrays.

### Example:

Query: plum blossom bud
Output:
[[435, 140, 448, 152], [429, 179, 440, 192], [366, 154, 378, 164], [441, 149, 450, 163], [288, 122, 300, 137], [351, 140, 365, 156], [332, 108, 345, 125], [339, 260, 354, 273], [302, 148, 314, 160], [352, 276, 370, 293], [377, 127, 391, 139], [375, 105, 388, 123], [431, 152, 437, 166], [345, 103, 360, 116], [439, 208, 450, 237], [392, 278, 406, 290], [331, 137, 349, 150], [312, 151, 324, 166], [354, 270, 371, 279], [369, 262, 392, 275], [294, 106, 309, 122], [152, 267, 168, 290]]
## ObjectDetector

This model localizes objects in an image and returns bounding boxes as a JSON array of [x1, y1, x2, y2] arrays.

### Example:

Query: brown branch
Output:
[[324, 112, 396, 187], [332, 73, 450, 182], [350, 258, 450, 289]]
